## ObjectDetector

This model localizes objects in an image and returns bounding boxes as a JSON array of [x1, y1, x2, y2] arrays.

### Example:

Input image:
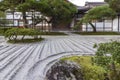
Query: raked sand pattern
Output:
[[0, 35, 120, 80]]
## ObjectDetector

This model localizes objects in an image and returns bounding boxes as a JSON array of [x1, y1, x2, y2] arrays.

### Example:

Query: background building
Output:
[[4, 1, 120, 32], [72, 1, 120, 32]]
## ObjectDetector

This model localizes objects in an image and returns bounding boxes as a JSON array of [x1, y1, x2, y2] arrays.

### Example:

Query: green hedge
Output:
[[5, 28, 41, 41], [0, 27, 10, 35]]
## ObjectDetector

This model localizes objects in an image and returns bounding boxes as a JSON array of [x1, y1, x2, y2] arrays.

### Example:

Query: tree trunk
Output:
[[89, 22, 96, 32], [22, 12, 28, 28], [52, 21, 56, 30], [21, 35, 25, 40]]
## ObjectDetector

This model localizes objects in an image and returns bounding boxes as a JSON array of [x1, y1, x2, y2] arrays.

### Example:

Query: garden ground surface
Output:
[[0, 33, 120, 80]]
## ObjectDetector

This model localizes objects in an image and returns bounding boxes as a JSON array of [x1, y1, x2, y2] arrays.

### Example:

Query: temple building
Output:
[[85, 2, 107, 8], [72, 1, 120, 32], [3, 1, 120, 32]]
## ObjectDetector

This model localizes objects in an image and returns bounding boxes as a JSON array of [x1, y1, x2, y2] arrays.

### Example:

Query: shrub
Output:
[[5, 28, 41, 41], [0, 27, 12, 34], [5, 28, 19, 40], [0, 28, 4, 35], [93, 41, 120, 80], [82, 64, 106, 80], [61, 56, 106, 80]]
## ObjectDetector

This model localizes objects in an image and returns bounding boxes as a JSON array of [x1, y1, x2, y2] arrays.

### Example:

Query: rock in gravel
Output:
[[46, 60, 83, 80]]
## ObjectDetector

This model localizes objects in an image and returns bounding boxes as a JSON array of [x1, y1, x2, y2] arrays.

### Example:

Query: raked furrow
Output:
[[38, 41, 47, 59], [34, 43, 46, 62], [11, 46, 39, 80], [45, 40, 52, 57], [70, 38, 95, 53], [0, 45, 3, 48], [39, 41, 50, 60], [0, 46, 21, 62], [49, 40, 57, 55], [0, 36, 118, 80], [63, 39, 82, 52], [59, 39, 73, 52], [0, 46, 31, 80], [0, 46, 9, 50], [0, 46, 29, 71], [3, 46, 36, 80], [74, 39, 96, 51], [55, 39, 66, 52], [67, 39, 93, 53], [0, 46, 15, 55], [53, 40, 63, 54], [26, 52, 89, 80]]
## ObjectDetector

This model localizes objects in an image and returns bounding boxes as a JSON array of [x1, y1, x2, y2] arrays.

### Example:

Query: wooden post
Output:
[[111, 19, 113, 31], [95, 20, 97, 31], [3, 19, 5, 33], [42, 21, 43, 32], [13, 11, 14, 27], [44, 21, 46, 32], [86, 23, 88, 32], [18, 20, 19, 27], [31, 11, 34, 29], [33, 11, 35, 29], [118, 15, 120, 32], [103, 19, 105, 32]]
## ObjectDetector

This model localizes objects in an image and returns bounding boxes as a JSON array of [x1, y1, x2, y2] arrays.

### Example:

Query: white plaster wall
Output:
[[113, 18, 119, 31], [82, 18, 120, 32]]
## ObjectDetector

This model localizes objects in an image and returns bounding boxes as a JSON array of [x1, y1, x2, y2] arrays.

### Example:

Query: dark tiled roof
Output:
[[85, 2, 107, 6], [77, 6, 90, 10]]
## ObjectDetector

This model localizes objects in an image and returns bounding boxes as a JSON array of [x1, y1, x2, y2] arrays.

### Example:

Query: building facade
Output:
[[3, 1, 120, 32], [72, 2, 120, 32]]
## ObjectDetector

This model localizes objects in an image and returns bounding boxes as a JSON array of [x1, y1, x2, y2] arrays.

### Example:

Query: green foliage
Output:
[[0, 28, 4, 35], [0, 0, 40, 28], [0, 0, 11, 11], [83, 5, 116, 23], [61, 56, 106, 80], [41, 32, 67, 35], [74, 32, 120, 35], [93, 41, 120, 80], [73, 20, 83, 30], [82, 65, 106, 80], [5, 28, 41, 41], [0, 6, 6, 25], [17, 0, 40, 12], [19, 28, 39, 36], [109, 0, 120, 13], [94, 41, 120, 65], [1, 0, 77, 28], [0, 27, 11, 32], [17, 3, 31, 12], [8, 38, 44, 43], [104, 0, 111, 3], [93, 43, 98, 48], [38, 0, 77, 25], [0, 11, 5, 17], [5, 28, 19, 40]]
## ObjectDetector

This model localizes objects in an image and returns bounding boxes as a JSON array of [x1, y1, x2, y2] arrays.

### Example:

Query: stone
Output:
[[46, 60, 83, 80]]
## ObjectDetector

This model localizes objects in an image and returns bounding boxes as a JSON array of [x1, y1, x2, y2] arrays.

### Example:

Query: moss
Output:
[[74, 32, 120, 35], [8, 38, 44, 43], [41, 32, 67, 35], [61, 56, 92, 65], [61, 56, 106, 80]]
